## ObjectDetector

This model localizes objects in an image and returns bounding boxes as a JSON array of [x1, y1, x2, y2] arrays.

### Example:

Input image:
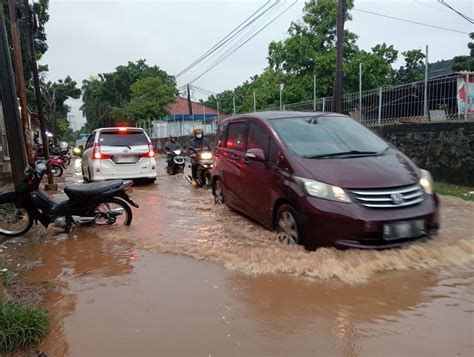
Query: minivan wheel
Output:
[[213, 180, 224, 205], [276, 205, 301, 246]]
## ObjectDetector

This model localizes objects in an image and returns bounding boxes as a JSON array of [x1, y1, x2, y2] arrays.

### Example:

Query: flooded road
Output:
[[1, 158, 473, 356]]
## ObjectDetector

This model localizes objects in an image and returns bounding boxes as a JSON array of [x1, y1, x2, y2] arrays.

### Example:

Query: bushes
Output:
[[0, 303, 50, 353]]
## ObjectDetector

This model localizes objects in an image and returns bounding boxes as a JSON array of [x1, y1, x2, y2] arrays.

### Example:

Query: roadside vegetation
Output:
[[435, 182, 474, 201], [0, 271, 50, 354]]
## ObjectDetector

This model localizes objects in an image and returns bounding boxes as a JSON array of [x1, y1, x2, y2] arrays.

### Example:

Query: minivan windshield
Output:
[[270, 116, 389, 158], [99, 131, 149, 147]]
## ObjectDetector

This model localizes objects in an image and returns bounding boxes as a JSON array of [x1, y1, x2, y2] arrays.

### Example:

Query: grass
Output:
[[1, 271, 14, 288], [0, 303, 50, 353], [435, 182, 474, 201]]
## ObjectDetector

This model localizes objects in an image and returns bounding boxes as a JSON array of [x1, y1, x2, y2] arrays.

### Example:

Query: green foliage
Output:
[[0, 303, 50, 353], [1, 271, 14, 288], [81, 60, 177, 130], [452, 32, 474, 72], [435, 182, 474, 201], [395, 49, 426, 84]]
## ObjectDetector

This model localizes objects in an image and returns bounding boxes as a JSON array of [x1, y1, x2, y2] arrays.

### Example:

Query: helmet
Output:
[[192, 126, 203, 136], [170, 135, 177, 142]]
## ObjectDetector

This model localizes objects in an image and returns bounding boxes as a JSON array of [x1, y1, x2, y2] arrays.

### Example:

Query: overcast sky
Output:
[[38, 0, 473, 130]]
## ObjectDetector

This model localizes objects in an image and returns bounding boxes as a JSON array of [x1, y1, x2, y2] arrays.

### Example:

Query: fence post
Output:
[[359, 63, 362, 122], [465, 73, 470, 121], [378, 87, 382, 125], [322, 97, 326, 112], [424, 45, 429, 119], [313, 74, 316, 111]]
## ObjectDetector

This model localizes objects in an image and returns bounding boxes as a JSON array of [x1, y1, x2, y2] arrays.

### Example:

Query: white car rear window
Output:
[[99, 131, 149, 146]]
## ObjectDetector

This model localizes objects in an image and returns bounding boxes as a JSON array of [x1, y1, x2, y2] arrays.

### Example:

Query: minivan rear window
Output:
[[99, 131, 149, 146], [270, 116, 388, 157]]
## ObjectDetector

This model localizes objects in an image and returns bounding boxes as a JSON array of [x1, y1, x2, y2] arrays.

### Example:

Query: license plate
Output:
[[383, 220, 426, 241], [114, 155, 139, 164]]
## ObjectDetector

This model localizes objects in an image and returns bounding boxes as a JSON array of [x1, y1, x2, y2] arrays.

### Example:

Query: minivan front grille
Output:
[[348, 184, 424, 209]]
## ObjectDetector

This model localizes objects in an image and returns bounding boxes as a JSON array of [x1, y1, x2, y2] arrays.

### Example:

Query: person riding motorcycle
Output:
[[188, 127, 211, 186], [164, 135, 182, 170]]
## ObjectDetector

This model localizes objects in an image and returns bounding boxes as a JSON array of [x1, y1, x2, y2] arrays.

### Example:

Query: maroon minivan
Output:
[[212, 111, 439, 250]]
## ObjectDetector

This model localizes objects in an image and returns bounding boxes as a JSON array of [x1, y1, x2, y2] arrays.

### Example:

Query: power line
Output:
[[353, 8, 470, 34], [188, 1, 297, 85], [437, 0, 473, 24], [175, 1, 274, 78]]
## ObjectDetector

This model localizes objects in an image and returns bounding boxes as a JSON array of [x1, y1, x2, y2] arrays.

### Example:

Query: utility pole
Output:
[[332, 0, 345, 113], [0, 5, 27, 187], [8, 0, 34, 164], [25, 1, 55, 188], [233, 95, 236, 116], [253, 90, 256, 112], [187, 84, 193, 115]]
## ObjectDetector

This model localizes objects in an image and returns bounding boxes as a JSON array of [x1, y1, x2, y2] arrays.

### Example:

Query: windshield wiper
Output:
[[304, 150, 381, 159]]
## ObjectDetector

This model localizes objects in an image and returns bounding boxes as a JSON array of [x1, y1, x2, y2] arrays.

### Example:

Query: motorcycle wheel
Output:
[[93, 198, 132, 226], [63, 157, 71, 165], [51, 165, 63, 177], [0, 203, 33, 237]]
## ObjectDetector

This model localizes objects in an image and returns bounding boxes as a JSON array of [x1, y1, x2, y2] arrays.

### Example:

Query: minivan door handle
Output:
[[231, 154, 240, 160]]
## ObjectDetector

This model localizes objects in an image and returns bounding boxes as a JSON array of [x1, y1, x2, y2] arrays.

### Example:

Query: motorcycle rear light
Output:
[[93, 144, 112, 160]]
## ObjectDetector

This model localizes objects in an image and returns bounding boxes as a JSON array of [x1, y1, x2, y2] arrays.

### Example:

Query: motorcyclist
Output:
[[164, 135, 182, 170], [188, 126, 211, 186]]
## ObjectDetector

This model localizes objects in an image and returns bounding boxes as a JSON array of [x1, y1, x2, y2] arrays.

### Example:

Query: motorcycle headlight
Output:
[[73, 147, 81, 154], [419, 169, 434, 195], [293, 176, 351, 203], [200, 152, 213, 160]]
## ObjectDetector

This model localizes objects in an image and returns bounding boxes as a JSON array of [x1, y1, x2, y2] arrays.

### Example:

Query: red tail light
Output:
[[140, 143, 155, 158], [93, 144, 112, 160]]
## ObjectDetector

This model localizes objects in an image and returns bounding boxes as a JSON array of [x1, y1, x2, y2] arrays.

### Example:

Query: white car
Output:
[[82, 127, 157, 183]]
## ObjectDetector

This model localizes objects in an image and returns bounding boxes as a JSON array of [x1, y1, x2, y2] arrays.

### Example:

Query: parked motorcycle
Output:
[[0, 160, 139, 237], [187, 148, 213, 188], [166, 149, 186, 175]]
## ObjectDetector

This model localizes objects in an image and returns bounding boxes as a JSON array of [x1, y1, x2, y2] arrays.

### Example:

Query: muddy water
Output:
[[2, 158, 473, 356]]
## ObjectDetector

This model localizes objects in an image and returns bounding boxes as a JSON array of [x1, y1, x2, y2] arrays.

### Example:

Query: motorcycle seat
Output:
[[64, 180, 124, 200]]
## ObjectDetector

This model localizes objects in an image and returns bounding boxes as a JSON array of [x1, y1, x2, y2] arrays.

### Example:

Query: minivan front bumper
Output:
[[299, 194, 440, 249]]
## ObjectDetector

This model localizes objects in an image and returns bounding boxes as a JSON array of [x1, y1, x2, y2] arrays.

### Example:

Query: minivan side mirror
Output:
[[245, 148, 266, 162]]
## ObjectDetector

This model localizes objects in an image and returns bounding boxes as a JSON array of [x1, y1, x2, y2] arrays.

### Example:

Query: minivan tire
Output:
[[213, 180, 225, 205], [275, 204, 303, 247]]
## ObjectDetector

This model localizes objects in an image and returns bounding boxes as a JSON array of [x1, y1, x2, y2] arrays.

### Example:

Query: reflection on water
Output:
[[20, 230, 137, 356]]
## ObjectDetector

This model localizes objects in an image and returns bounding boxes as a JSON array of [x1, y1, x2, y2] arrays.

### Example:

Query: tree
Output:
[[395, 49, 426, 84], [42, 76, 81, 140], [452, 32, 474, 71], [81, 60, 177, 130]]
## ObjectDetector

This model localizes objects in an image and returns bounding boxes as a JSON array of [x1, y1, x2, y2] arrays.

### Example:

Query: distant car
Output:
[[81, 127, 157, 184], [212, 111, 439, 250]]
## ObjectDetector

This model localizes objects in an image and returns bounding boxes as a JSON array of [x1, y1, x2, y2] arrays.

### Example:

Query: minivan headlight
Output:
[[294, 176, 351, 203], [419, 169, 434, 194]]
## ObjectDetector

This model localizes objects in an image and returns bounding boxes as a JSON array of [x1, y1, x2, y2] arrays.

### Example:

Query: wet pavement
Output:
[[1, 158, 473, 356]]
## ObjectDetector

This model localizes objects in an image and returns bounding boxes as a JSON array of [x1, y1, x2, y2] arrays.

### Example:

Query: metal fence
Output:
[[274, 74, 472, 126]]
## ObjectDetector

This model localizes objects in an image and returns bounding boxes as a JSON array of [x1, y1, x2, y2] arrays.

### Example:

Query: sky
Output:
[[38, 0, 473, 130]]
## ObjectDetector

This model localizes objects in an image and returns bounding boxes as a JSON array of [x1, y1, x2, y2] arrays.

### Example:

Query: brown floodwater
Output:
[[1, 158, 473, 356]]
